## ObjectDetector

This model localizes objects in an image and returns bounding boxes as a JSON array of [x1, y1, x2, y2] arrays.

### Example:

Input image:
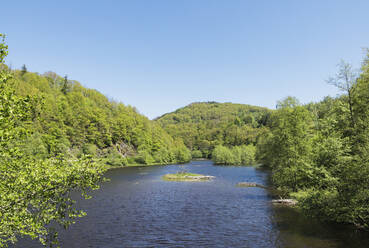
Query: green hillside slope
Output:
[[155, 101, 271, 159], [5, 67, 190, 166]]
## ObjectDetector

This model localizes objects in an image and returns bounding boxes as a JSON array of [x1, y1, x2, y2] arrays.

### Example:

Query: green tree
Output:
[[61, 75, 69, 95], [327, 60, 358, 129], [261, 100, 314, 191], [21, 64, 27, 75], [0, 34, 7, 64], [0, 34, 106, 247], [212, 144, 256, 165], [276, 96, 300, 109], [256, 55, 369, 228]]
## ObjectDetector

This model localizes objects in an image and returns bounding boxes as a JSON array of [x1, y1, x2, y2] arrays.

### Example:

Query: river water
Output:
[[15, 160, 369, 247]]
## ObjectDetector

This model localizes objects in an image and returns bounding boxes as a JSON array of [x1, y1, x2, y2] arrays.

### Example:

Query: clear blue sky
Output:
[[2, 0, 369, 119]]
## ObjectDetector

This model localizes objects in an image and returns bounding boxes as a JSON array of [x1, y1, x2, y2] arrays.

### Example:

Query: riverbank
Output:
[[105, 161, 190, 170]]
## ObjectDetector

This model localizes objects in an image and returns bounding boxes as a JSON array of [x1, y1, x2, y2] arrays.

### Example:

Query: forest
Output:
[[155, 102, 270, 160], [1, 51, 191, 167], [256, 59, 369, 228]]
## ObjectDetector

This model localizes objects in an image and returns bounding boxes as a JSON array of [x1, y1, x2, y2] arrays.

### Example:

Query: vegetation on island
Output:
[[256, 57, 369, 229], [162, 171, 214, 181]]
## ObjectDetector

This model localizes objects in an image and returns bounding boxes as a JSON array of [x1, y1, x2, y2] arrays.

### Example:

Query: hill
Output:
[[5, 67, 191, 166], [155, 101, 272, 158]]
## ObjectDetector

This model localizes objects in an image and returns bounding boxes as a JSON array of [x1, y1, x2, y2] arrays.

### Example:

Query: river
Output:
[[15, 160, 369, 247]]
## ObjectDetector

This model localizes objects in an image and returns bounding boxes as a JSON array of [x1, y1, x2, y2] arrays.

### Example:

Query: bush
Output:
[[239, 144, 256, 165], [191, 150, 203, 159], [105, 149, 128, 167], [212, 144, 256, 165], [135, 150, 155, 165], [174, 147, 192, 163], [82, 143, 98, 156]]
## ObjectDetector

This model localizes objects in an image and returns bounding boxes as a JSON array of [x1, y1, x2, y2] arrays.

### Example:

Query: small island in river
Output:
[[162, 171, 215, 181]]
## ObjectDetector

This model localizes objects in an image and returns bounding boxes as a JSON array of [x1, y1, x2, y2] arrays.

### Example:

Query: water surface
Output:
[[15, 161, 369, 247]]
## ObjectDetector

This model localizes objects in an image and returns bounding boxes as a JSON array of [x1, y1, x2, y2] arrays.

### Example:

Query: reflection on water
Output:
[[14, 161, 369, 248], [273, 205, 369, 248]]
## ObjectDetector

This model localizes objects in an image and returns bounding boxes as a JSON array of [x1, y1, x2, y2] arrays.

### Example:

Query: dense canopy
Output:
[[5, 65, 191, 167], [256, 58, 369, 228], [156, 102, 271, 160]]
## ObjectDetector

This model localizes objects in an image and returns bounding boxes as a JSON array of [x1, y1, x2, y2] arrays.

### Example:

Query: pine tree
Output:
[[61, 75, 69, 94], [21, 64, 27, 75]]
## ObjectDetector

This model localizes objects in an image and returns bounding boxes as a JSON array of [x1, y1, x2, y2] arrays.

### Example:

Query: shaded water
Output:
[[15, 161, 369, 247]]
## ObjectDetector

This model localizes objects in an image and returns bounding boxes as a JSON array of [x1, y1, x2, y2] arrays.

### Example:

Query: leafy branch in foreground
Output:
[[0, 33, 106, 247]]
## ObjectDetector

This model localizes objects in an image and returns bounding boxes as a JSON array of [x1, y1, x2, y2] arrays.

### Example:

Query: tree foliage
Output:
[[212, 144, 256, 165], [156, 102, 270, 158], [4, 61, 190, 167], [0, 34, 107, 247], [256, 55, 369, 228]]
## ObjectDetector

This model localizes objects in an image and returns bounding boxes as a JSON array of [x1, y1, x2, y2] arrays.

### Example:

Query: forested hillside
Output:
[[3, 66, 190, 166], [0, 34, 190, 246], [1, 34, 108, 247], [256, 59, 369, 229], [155, 102, 271, 161]]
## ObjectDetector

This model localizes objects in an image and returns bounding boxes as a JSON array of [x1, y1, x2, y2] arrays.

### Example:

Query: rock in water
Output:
[[271, 199, 297, 206], [236, 182, 266, 188]]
